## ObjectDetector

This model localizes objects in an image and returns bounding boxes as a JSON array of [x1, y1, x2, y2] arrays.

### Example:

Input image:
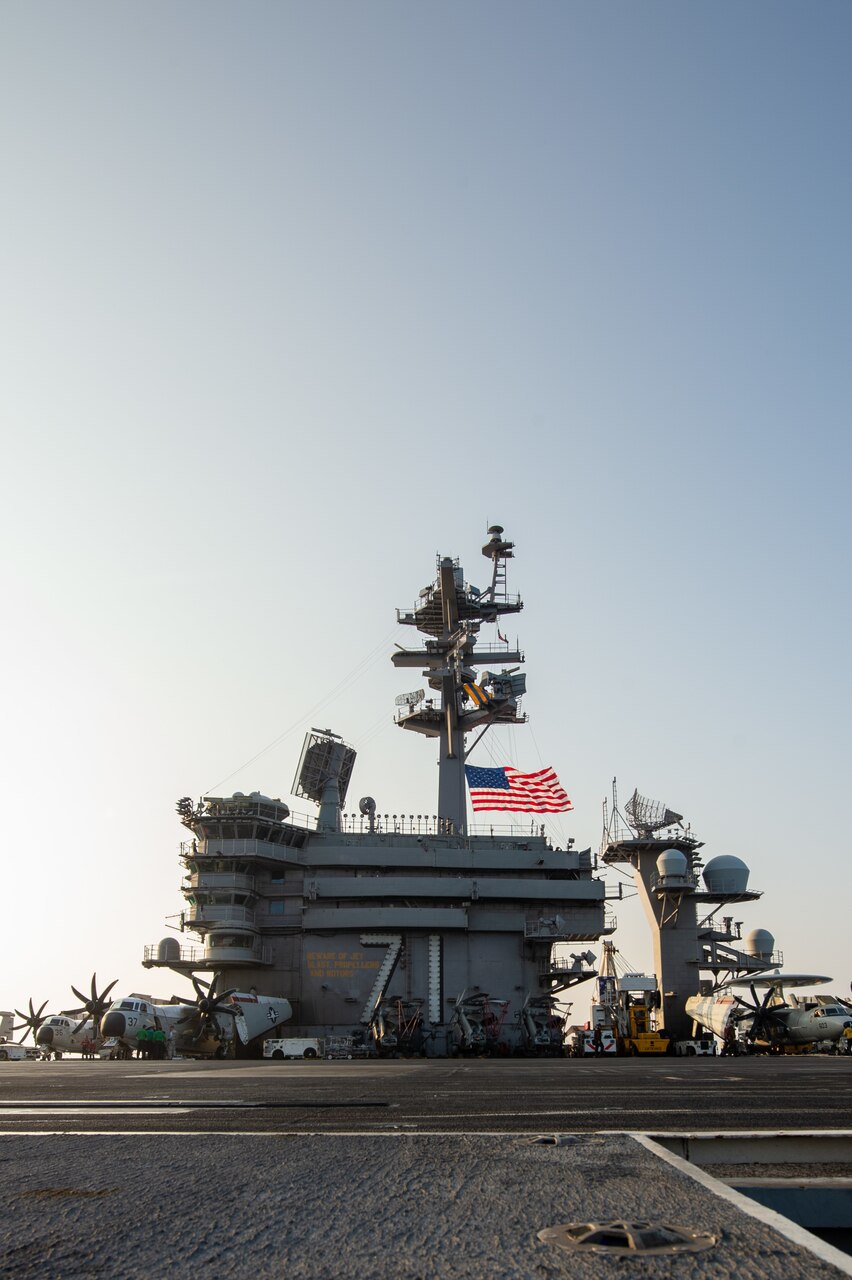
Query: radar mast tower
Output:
[[393, 526, 526, 834]]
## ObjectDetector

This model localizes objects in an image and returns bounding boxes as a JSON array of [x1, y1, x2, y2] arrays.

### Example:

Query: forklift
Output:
[[595, 943, 671, 1056]]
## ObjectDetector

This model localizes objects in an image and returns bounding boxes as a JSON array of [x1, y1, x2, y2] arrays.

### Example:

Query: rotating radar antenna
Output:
[[293, 729, 356, 808], [624, 789, 684, 838]]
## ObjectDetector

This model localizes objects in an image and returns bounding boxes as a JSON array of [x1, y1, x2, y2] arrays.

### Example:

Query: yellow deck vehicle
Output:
[[620, 1005, 670, 1055]]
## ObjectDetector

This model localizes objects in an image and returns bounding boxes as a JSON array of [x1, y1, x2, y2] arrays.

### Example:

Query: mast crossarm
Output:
[[391, 648, 523, 669]]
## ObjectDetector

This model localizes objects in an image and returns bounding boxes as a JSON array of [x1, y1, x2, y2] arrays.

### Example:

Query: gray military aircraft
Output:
[[686, 972, 852, 1050], [99, 974, 292, 1058]]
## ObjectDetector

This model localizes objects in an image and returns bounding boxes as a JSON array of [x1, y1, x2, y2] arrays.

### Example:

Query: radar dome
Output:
[[656, 848, 688, 879], [157, 937, 181, 963], [744, 928, 775, 960], [702, 855, 750, 895]]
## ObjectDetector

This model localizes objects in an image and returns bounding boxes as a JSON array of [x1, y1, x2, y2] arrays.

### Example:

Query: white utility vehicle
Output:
[[0, 1039, 35, 1061], [674, 1036, 716, 1056], [263, 1037, 322, 1060]]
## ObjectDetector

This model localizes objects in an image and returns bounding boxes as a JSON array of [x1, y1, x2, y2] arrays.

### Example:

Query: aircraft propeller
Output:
[[12, 998, 49, 1043], [731, 983, 790, 1043], [175, 974, 240, 1045], [62, 973, 119, 1035]]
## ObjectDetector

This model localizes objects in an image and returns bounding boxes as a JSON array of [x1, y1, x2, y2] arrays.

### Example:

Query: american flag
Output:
[[464, 765, 573, 813]]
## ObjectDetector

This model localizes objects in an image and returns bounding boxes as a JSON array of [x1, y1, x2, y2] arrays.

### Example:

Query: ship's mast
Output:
[[393, 526, 526, 835]]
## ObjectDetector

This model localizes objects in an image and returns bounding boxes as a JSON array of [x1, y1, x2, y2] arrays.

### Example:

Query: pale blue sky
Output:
[[1, 4, 850, 1017]]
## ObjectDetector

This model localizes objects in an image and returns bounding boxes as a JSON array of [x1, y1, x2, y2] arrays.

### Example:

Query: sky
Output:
[[1, 3, 850, 1028]]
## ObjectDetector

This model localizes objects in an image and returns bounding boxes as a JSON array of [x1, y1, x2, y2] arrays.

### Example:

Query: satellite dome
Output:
[[157, 937, 181, 963], [656, 848, 688, 879], [702, 855, 750, 895], [744, 928, 775, 960]]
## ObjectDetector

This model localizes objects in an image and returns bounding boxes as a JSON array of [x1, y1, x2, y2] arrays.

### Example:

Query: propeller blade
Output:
[[70, 986, 87, 1006], [73, 1019, 88, 1036], [90, 973, 98, 1000], [60, 1007, 85, 1017], [99, 979, 119, 1003]]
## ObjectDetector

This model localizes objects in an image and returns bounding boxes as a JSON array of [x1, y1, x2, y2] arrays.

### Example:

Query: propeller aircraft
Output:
[[686, 973, 852, 1051], [99, 975, 292, 1059], [36, 1014, 99, 1058], [31, 975, 119, 1058], [12, 998, 50, 1046]]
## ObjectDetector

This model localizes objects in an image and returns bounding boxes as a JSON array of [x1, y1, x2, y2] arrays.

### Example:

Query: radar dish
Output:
[[395, 689, 425, 707], [292, 730, 356, 808], [624, 789, 684, 837]]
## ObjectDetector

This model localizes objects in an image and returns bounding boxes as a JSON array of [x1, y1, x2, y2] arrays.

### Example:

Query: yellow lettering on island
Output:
[[305, 950, 382, 981]]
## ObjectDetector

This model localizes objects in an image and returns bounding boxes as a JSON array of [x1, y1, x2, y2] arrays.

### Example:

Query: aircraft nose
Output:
[[101, 1012, 126, 1037], [36, 1027, 53, 1045]]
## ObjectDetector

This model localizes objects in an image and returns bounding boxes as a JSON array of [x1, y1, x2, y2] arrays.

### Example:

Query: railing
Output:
[[180, 834, 313, 862], [142, 936, 268, 962], [204, 940, 273, 964], [143, 943, 203, 965], [183, 872, 256, 893], [184, 904, 256, 928], [700, 940, 785, 971], [649, 869, 701, 892], [339, 813, 555, 839], [524, 910, 616, 941], [144, 939, 272, 966], [181, 814, 571, 846]]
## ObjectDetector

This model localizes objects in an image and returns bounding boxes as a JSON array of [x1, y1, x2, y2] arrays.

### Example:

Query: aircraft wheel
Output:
[[303, 1047, 318, 1059], [0, 1050, 7, 1061]]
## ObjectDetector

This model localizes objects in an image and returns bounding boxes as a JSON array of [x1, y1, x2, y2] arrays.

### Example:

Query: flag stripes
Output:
[[464, 765, 573, 813]]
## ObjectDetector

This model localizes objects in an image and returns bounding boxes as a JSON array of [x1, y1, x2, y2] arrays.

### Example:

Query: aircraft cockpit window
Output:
[[139, 1004, 149, 1013], [821, 1006, 843, 1016], [120, 1001, 137, 1011]]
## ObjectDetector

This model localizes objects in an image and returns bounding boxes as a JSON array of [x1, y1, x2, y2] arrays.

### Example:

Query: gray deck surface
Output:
[[1, 1057, 850, 1277]]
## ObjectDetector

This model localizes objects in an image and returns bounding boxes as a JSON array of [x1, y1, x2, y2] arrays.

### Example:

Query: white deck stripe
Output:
[[632, 1133, 852, 1277]]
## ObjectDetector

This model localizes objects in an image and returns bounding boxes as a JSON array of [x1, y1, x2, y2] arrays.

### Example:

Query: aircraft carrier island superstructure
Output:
[[144, 527, 613, 1055]]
